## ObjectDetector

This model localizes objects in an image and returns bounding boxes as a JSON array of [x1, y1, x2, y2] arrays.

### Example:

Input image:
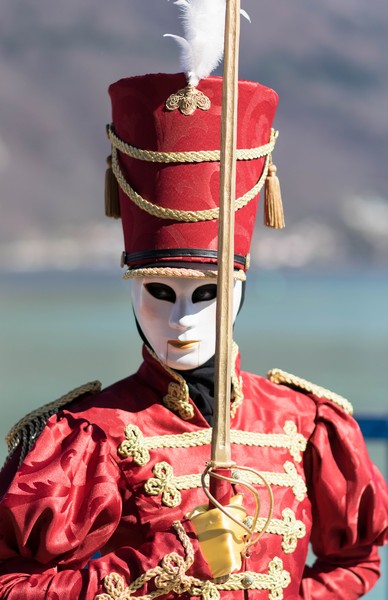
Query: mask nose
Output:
[[168, 296, 196, 331]]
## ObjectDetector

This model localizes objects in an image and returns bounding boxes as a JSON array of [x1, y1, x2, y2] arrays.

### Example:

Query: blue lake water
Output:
[[0, 268, 387, 597]]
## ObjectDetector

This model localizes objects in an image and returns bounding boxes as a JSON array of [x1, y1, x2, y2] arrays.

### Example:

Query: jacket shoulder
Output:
[[267, 368, 353, 416], [5, 380, 102, 464]]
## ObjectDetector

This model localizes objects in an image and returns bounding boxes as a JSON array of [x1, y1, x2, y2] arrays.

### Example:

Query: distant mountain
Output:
[[1, 0, 387, 269]]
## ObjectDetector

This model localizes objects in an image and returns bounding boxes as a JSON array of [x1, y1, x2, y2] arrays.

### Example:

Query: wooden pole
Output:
[[210, 0, 241, 487]]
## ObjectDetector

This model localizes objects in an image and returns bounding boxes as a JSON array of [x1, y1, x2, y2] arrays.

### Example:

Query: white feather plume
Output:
[[165, 0, 250, 86]]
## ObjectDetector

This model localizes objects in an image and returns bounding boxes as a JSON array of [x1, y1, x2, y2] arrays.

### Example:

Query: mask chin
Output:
[[165, 340, 204, 371], [134, 314, 204, 370]]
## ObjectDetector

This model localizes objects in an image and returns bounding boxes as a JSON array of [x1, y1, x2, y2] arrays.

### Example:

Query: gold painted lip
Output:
[[168, 340, 199, 350]]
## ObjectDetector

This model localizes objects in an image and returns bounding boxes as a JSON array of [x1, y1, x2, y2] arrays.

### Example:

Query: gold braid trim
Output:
[[118, 420, 307, 467], [230, 341, 244, 417], [96, 555, 290, 600], [146, 346, 194, 420], [230, 420, 306, 463], [202, 558, 291, 599], [111, 145, 272, 223], [123, 267, 246, 281], [163, 380, 194, 421], [144, 461, 307, 507], [145, 341, 244, 421], [107, 123, 277, 164], [5, 381, 102, 466], [267, 368, 353, 416], [245, 508, 306, 555], [95, 521, 196, 600], [232, 462, 307, 502]]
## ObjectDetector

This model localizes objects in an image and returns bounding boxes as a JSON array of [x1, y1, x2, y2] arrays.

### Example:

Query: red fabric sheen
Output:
[[109, 74, 278, 268], [0, 347, 386, 598]]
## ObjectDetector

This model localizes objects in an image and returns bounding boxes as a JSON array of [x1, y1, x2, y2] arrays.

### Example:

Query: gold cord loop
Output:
[[111, 147, 271, 222], [108, 127, 278, 223], [107, 124, 277, 164]]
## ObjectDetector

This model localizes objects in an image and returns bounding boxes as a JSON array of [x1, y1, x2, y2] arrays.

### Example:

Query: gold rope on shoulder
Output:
[[267, 368, 353, 415], [5, 381, 102, 466]]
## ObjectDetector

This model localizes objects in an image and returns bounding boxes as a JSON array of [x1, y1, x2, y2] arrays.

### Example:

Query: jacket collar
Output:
[[137, 343, 244, 421]]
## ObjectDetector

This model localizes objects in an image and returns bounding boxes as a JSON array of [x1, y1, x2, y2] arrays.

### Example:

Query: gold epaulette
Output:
[[5, 380, 102, 466], [267, 368, 353, 416]]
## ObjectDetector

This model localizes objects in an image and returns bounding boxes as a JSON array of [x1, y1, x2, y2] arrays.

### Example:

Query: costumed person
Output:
[[0, 2, 387, 599]]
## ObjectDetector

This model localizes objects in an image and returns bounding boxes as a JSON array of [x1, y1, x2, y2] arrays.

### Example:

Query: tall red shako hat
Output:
[[105, 4, 283, 280]]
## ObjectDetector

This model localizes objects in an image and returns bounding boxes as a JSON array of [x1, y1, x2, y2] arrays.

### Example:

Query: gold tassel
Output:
[[264, 158, 285, 229], [105, 155, 121, 219]]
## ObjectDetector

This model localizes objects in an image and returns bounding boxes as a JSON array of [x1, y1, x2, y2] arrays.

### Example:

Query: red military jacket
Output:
[[0, 345, 387, 599]]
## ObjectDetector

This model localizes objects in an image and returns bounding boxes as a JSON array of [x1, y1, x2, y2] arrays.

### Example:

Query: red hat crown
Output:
[[106, 72, 279, 272]]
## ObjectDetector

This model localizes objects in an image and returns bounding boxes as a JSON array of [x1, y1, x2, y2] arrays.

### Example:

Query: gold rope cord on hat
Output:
[[112, 147, 271, 222], [109, 129, 277, 223], [123, 266, 246, 281], [107, 124, 278, 164]]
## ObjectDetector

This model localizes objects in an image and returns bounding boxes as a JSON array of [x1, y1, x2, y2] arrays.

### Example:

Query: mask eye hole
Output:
[[144, 283, 176, 303], [192, 284, 217, 304]]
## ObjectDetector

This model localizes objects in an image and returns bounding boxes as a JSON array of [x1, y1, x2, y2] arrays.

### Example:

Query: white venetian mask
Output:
[[131, 276, 243, 370]]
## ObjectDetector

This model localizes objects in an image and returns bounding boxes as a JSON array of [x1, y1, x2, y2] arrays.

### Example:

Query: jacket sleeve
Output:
[[0, 413, 210, 599], [300, 399, 388, 599]]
